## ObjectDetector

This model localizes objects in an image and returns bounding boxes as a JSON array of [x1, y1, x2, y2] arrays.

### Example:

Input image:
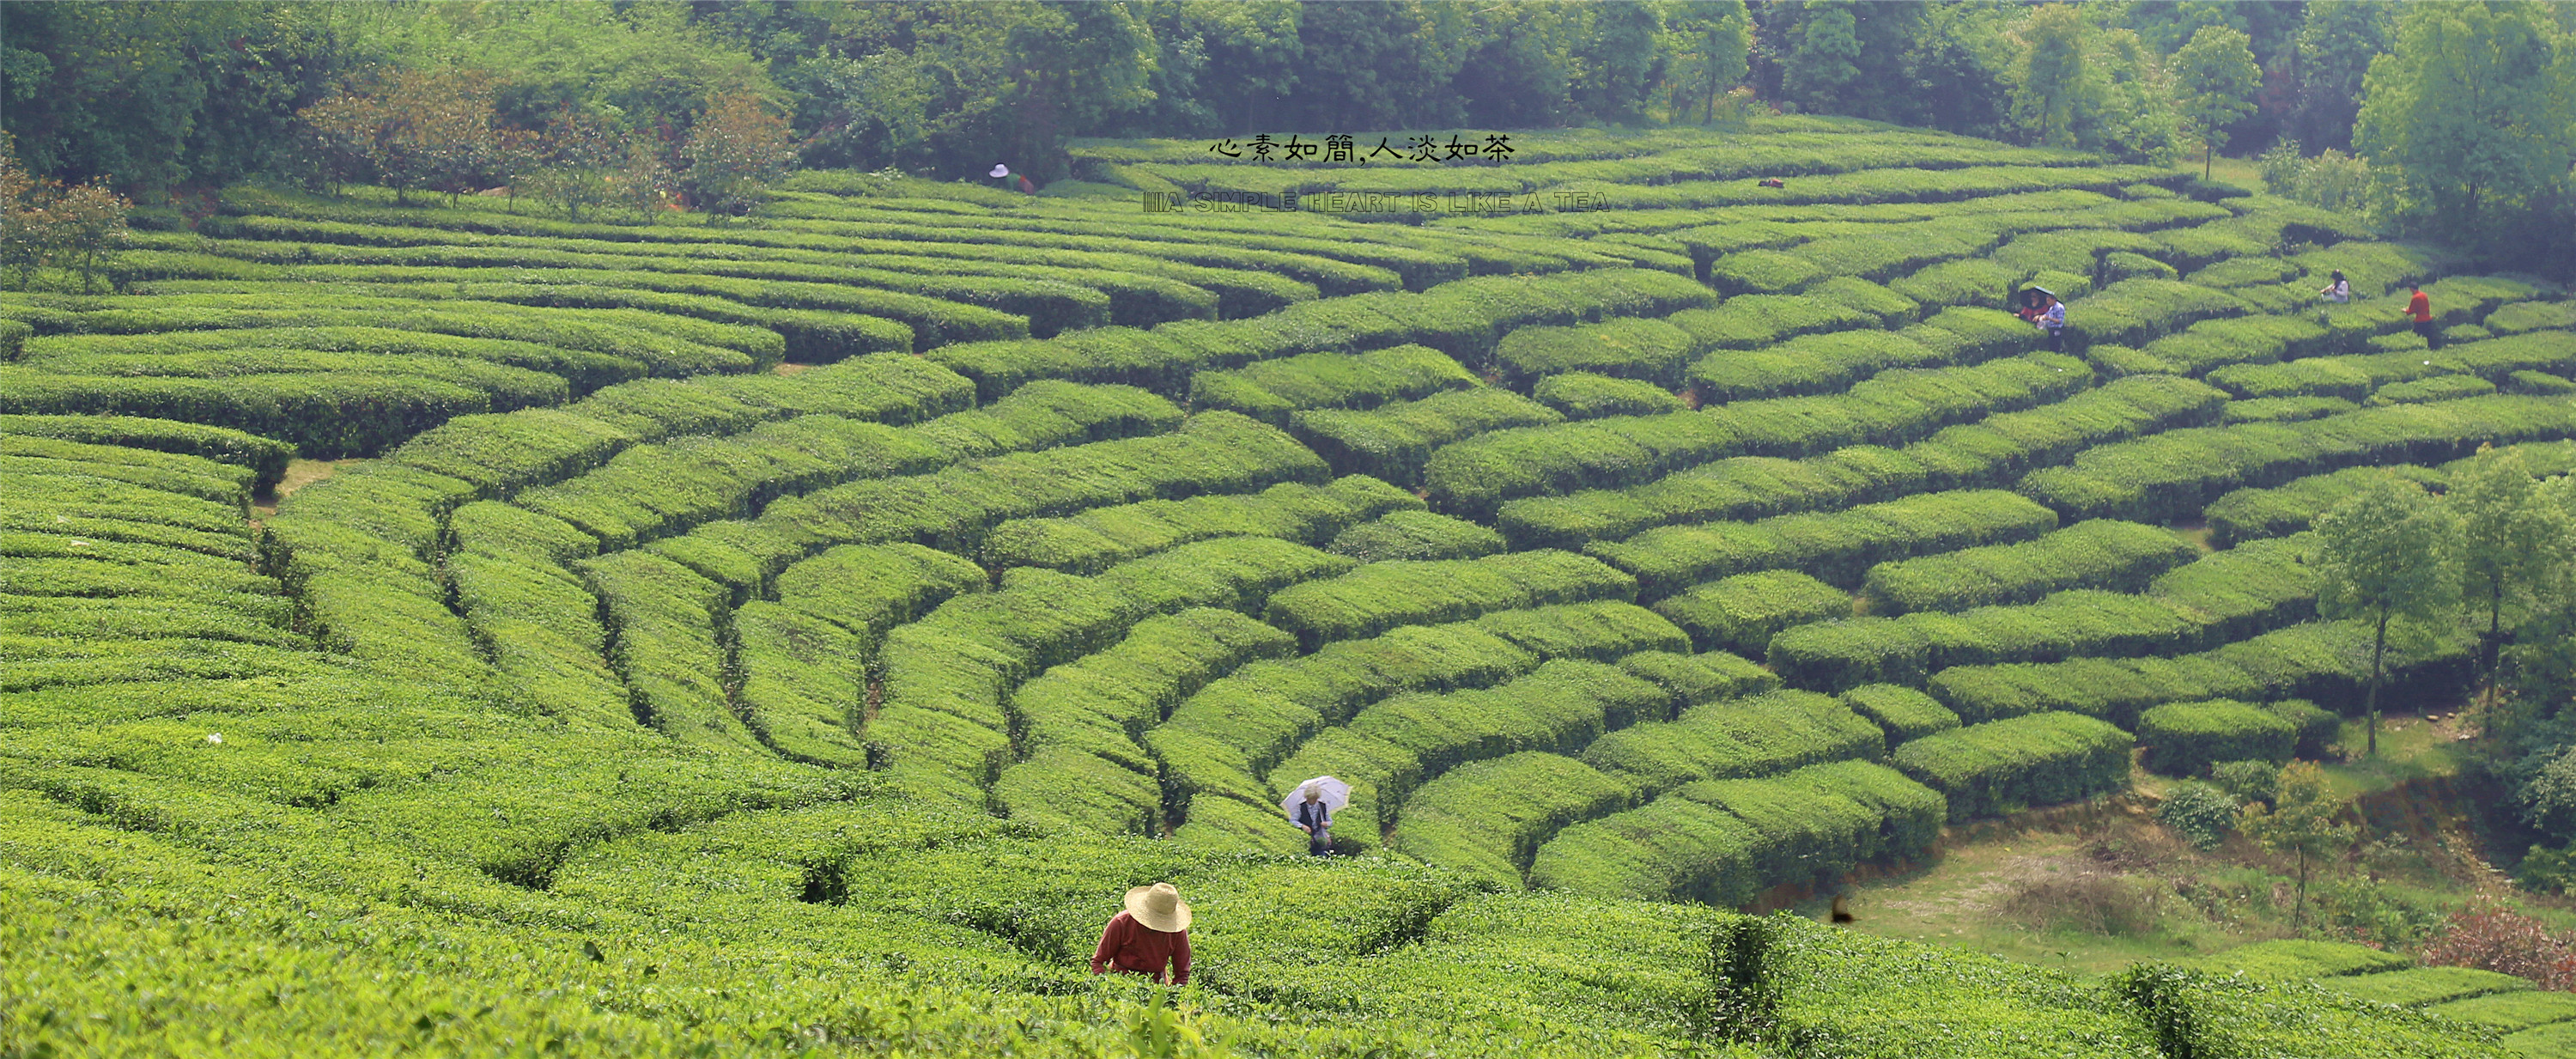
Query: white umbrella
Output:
[[1280, 776, 1352, 819]]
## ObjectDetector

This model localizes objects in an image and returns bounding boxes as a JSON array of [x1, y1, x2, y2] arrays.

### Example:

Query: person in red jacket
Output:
[[2407, 282, 2436, 348], [1091, 882, 1191, 985]]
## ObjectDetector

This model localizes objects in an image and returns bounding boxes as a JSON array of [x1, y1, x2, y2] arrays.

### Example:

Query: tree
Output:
[[2290, 0, 2397, 153], [0, 129, 130, 291], [1660, 0, 1750, 125], [1571, 1, 1666, 125], [2237, 760, 2357, 928], [2006, 4, 2087, 149], [2503, 476, 2576, 729], [300, 66, 500, 204], [2354, 2, 2574, 245], [2452, 445, 2576, 720], [2312, 475, 2460, 756], [2172, 26, 2260, 179], [678, 91, 793, 217]]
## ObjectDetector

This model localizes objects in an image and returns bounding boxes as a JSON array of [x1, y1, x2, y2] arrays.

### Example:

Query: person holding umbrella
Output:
[[1283, 776, 1348, 856], [1090, 882, 1191, 985], [2031, 288, 2067, 353]]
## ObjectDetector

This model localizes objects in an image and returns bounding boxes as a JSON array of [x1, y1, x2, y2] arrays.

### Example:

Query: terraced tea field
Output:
[[3, 116, 2564, 1056]]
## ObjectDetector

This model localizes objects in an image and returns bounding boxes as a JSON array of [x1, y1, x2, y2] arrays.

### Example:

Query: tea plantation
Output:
[[4, 116, 2566, 1056]]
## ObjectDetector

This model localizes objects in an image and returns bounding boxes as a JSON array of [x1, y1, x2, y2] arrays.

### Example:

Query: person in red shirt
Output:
[[2407, 282, 2435, 348], [1091, 882, 1191, 985]]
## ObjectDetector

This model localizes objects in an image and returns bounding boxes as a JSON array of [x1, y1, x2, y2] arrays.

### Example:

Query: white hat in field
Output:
[[989, 163, 1010, 179], [1281, 776, 1351, 816], [1123, 882, 1191, 932]]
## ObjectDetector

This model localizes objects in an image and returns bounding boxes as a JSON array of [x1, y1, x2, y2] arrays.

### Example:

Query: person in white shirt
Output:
[[2318, 270, 2351, 303]]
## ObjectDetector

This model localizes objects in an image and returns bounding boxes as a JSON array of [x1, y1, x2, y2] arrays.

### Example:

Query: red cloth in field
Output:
[[1091, 911, 1190, 984], [2409, 290, 2432, 321]]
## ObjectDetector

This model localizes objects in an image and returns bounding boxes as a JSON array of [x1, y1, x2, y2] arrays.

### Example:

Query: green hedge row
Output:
[[1860, 519, 2198, 614], [2062, 277, 2251, 350], [1191, 344, 1476, 424], [1151, 600, 1688, 830], [1888, 711, 2132, 822], [387, 353, 980, 497], [1843, 684, 1964, 745], [1327, 509, 1504, 563], [1285, 386, 1558, 487], [2091, 313, 2333, 377], [1652, 569, 1851, 657], [1530, 760, 1943, 905], [0, 414, 293, 492], [1437, 352, 2091, 522], [2488, 300, 2576, 334], [1580, 689, 1885, 797], [1500, 372, 2220, 551], [1768, 589, 2210, 693], [2207, 332, 2576, 404], [1279, 658, 1673, 839], [1891, 257, 2023, 309], [1990, 227, 2166, 278], [0, 368, 507, 460], [1662, 289, 1878, 351], [1772, 533, 2319, 694], [27, 324, 653, 394], [1262, 549, 1635, 650], [2222, 395, 2361, 423], [2203, 465, 2447, 547], [2137, 699, 2297, 776], [666, 411, 1323, 588], [1614, 648, 1782, 710], [1928, 618, 2476, 729], [1533, 372, 1684, 419], [222, 182, 1378, 299], [991, 607, 1296, 836], [2, 290, 774, 375], [2020, 393, 2576, 522], [1496, 317, 1696, 389], [1424, 411, 1734, 519], [917, 268, 1712, 401], [1390, 751, 1639, 886], [1710, 351, 2093, 459], [2372, 374, 2498, 405], [1592, 489, 2059, 599], [983, 476, 1419, 574], [580, 549, 755, 754], [517, 416, 951, 552], [448, 501, 654, 727], [870, 536, 1354, 800], [1689, 329, 1950, 403]]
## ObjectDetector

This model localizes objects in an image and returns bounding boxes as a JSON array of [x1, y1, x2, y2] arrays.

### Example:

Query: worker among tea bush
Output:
[[2032, 289, 2067, 353], [2318, 269, 2351, 303], [1091, 882, 1192, 985], [1281, 776, 1348, 857], [2407, 281, 2436, 347]]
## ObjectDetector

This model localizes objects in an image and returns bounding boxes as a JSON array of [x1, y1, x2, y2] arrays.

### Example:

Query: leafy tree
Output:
[[2237, 760, 2358, 927], [2452, 445, 2576, 719], [1899, 1, 2014, 138], [1290, 0, 1469, 131], [2354, 2, 2575, 245], [1660, 0, 1751, 125], [2418, 903, 2576, 990], [679, 92, 794, 218], [2290, 0, 2397, 153], [300, 66, 501, 204], [2312, 475, 2460, 756], [1765, 0, 1923, 122], [1454, 3, 1582, 128], [2504, 476, 2576, 728], [0, 130, 130, 291], [2172, 26, 2260, 179], [1571, 1, 1667, 125], [2006, 3, 2088, 150], [2154, 781, 2239, 850]]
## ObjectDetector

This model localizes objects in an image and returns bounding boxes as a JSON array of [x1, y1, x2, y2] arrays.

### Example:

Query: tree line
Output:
[[0, 1, 2568, 270]]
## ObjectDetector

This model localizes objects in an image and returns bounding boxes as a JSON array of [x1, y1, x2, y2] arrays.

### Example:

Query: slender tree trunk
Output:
[[1704, 38, 1718, 125], [2483, 582, 2504, 715], [2366, 612, 2389, 756], [2294, 847, 2308, 927], [2204, 137, 2215, 181]]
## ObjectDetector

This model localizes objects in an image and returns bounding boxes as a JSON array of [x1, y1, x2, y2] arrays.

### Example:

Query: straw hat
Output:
[[1123, 882, 1192, 932]]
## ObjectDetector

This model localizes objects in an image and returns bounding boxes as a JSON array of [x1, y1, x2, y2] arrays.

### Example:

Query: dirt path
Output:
[[251, 458, 363, 524]]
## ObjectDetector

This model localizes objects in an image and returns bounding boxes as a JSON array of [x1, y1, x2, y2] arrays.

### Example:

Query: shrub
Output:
[[1532, 372, 1683, 419], [1689, 330, 1947, 404], [1190, 344, 1476, 424], [2138, 699, 2298, 776], [1581, 689, 1885, 797], [1860, 519, 2198, 614], [1889, 711, 2133, 822], [1294, 386, 1561, 486], [2209, 758, 2281, 805], [0, 413, 294, 491], [1262, 549, 1634, 649], [1842, 684, 1962, 745], [983, 476, 1419, 574], [1591, 489, 2058, 599], [1495, 317, 1695, 388], [1425, 411, 1737, 519], [1326, 509, 1504, 563], [2203, 465, 2446, 548], [1392, 751, 1638, 887], [1653, 569, 1850, 657]]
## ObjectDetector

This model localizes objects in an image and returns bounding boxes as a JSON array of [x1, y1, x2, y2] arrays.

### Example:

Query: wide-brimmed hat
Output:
[[1124, 882, 1191, 932]]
